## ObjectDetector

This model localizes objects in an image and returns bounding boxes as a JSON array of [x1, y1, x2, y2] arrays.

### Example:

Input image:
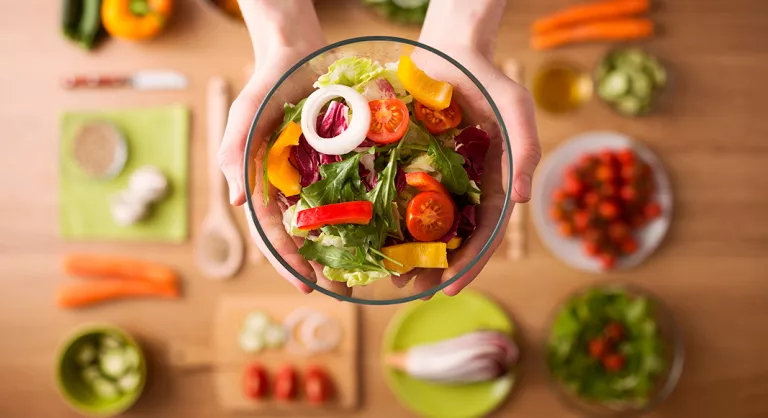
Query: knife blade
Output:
[[62, 70, 188, 90]]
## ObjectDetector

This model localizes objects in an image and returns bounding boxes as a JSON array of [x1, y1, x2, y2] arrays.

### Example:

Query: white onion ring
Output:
[[283, 308, 341, 355], [300, 85, 370, 155]]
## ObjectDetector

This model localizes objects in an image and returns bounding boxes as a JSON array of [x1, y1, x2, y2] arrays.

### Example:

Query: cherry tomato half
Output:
[[274, 365, 297, 401], [243, 363, 268, 400], [414, 99, 462, 134], [367, 98, 409, 144], [406, 191, 455, 242], [304, 366, 333, 405], [405, 172, 449, 195]]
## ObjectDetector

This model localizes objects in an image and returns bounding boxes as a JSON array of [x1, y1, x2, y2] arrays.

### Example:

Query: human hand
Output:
[[394, 0, 541, 298]]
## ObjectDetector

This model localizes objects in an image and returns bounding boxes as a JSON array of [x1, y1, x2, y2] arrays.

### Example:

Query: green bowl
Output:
[[56, 324, 146, 417]]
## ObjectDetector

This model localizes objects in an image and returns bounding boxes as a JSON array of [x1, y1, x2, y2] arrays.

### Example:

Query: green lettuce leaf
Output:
[[323, 266, 391, 287], [282, 202, 308, 238], [299, 240, 388, 273], [314, 57, 410, 102]]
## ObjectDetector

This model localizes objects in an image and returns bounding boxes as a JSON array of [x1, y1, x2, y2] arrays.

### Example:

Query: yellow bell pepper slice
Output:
[[397, 55, 453, 110], [382, 242, 448, 274], [267, 121, 302, 196], [446, 237, 462, 250]]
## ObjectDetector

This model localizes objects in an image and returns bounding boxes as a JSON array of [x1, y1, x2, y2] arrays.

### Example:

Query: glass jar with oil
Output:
[[532, 62, 593, 114]]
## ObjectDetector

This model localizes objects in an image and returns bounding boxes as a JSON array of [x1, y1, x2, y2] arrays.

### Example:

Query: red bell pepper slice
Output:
[[296, 201, 373, 231], [405, 172, 450, 196]]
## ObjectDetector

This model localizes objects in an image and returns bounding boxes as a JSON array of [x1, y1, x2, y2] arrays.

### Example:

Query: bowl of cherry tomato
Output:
[[531, 131, 672, 272]]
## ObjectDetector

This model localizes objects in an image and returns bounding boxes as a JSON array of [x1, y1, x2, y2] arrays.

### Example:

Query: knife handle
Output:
[[62, 75, 131, 89]]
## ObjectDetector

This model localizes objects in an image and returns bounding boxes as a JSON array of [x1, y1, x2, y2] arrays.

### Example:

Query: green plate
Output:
[[383, 291, 517, 418]]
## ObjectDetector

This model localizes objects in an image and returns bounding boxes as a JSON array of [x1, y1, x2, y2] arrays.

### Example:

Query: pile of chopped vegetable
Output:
[[264, 56, 490, 287], [596, 48, 667, 116], [547, 288, 665, 408], [72, 333, 142, 400]]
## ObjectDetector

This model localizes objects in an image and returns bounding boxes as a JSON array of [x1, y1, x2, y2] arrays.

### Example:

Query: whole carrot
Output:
[[57, 280, 179, 309], [63, 253, 178, 286], [532, 0, 651, 35], [531, 18, 654, 50]]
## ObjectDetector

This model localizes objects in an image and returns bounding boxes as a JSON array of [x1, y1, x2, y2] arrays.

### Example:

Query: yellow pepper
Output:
[[267, 121, 302, 196], [397, 55, 453, 110], [102, 0, 172, 40], [446, 237, 462, 250], [382, 242, 448, 274]]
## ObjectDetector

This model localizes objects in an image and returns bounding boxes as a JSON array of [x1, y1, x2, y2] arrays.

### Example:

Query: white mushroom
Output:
[[109, 190, 149, 226], [128, 166, 168, 204]]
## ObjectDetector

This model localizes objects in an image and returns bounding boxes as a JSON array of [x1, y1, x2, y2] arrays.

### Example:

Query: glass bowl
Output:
[[243, 36, 512, 305], [544, 283, 685, 417]]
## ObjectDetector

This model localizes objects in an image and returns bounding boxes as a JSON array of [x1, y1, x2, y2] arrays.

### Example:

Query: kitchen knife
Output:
[[62, 70, 188, 90]]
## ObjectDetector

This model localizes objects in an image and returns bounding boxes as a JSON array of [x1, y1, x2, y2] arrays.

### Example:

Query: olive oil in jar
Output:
[[533, 63, 593, 114]]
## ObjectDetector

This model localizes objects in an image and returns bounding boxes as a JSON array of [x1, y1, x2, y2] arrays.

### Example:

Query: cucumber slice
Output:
[[628, 71, 653, 99], [117, 371, 141, 393], [75, 343, 97, 366], [81, 365, 102, 384], [99, 349, 129, 379], [598, 71, 630, 101], [615, 49, 646, 71], [615, 96, 643, 116], [238, 331, 264, 353], [264, 324, 287, 349], [242, 311, 270, 335], [91, 378, 121, 400], [100, 335, 123, 350], [123, 346, 140, 370], [645, 57, 668, 87]]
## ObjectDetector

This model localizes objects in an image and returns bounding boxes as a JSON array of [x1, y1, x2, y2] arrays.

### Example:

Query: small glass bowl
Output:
[[544, 283, 685, 417], [243, 36, 513, 305]]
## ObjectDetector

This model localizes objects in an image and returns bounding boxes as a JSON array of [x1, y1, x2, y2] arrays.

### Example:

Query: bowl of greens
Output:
[[546, 284, 684, 416], [244, 36, 512, 305], [56, 324, 146, 417]]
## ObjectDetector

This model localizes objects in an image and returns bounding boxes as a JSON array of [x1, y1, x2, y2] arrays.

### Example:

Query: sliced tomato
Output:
[[367, 98, 409, 144], [406, 191, 455, 242], [304, 366, 333, 405], [405, 172, 449, 195], [274, 365, 297, 401], [414, 99, 462, 134], [243, 363, 268, 400]]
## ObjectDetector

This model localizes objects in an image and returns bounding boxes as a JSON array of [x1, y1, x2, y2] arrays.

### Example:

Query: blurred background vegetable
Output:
[[361, 0, 430, 25]]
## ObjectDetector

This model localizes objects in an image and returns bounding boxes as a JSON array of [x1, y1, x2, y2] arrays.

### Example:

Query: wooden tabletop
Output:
[[1, 0, 767, 417]]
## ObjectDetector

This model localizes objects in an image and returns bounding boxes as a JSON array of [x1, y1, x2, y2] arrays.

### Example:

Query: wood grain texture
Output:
[[1, 0, 767, 417]]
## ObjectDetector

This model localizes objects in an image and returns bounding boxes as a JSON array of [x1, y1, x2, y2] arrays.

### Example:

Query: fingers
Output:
[[309, 261, 353, 299], [413, 269, 443, 300], [498, 83, 542, 203]]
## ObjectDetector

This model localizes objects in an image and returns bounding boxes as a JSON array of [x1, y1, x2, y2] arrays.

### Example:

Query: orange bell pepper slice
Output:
[[102, 0, 173, 40], [267, 122, 302, 197], [397, 55, 453, 111]]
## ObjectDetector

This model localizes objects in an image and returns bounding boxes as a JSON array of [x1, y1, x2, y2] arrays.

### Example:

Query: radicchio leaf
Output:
[[276, 191, 300, 211], [360, 78, 397, 101], [359, 153, 377, 191], [290, 103, 348, 186], [457, 204, 477, 241], [454, 127, 491, 183], [395, 166, 406, 193]]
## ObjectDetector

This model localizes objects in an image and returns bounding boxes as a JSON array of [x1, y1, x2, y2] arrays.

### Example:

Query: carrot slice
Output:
[[57, 280, 179, 309], [531, 18, 654, 50], [532, 0, 651, 35], [63, 253, 178, 286]]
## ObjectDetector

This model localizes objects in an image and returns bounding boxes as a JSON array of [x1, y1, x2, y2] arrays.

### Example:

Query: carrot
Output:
[[531, 18, 654, 50], [532, 0, 651, 35], [57, 280, 179, 309], [63, 253, 178, 286]]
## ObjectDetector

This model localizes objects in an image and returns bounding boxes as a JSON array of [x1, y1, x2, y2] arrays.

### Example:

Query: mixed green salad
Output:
[[263, 56, 491, 287], [547, 287, 666, 408]]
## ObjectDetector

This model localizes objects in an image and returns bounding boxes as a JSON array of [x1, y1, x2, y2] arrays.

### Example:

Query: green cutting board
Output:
[[59, 105, 189, 242]]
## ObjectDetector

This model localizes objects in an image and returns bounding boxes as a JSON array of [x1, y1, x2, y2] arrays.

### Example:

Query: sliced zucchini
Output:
[[628, 70, 653, 99], [645, 57, 668, 87], [238, 331, 264, 353], [242, 311, 270, 335], [615, 96, 643, 116], [598, 71, 630, 101], [117, 371, 141, 393], [81, 365, 102, 384], [123, 346, 140, 370], [75, 343, 97, 366], [100, 335, 123, 350], [91, 378, 121, 400], [615, 49, 646, 71], [99, 349, 129, 379], [263, 324, 287, 349]]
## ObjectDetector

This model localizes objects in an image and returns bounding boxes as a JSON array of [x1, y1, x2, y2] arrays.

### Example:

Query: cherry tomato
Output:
[[644, 202, 662, 220], [602, 353, 626, 372], [558, 222, 575, 237], [608, 222, 631, 242], [598, 201, 620, 220], [588, 338, 609, 359], [595, 165, 616, 182], [274, 365, 297, 401], [604, 321, 625, 342], [599, 150, 618, 166], [405, 172, 449, 195], [573, 210, 591, 232], [621, 164, 638, 182], [620, 184, 639, 202], [583, 240, 601, 256], [584, 191, 600, 208], [599, 253, 617, 270], [406, 191, 455, 242], [243, 363, 268, 400], [579, 154, 599, 169], [621, 238, 639, 255], [552, 188, 568, 203], [564, 175, 584, 196], [367, 99, 409, 144], [414, 99, 462, 134], [617, 148, 636, 165], [600, 183, 618, 197], [304, 366, 333, 405]]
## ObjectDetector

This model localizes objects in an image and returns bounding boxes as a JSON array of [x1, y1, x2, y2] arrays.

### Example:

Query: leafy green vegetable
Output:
[[263, 99, 307, 205], [428, 135, 470, 195], [361, 0, 430, 25], [282, 202, 309, 238], [468, 180, 482, 205], [313, 57, 409, 101], [299, 240, 389, 273], [547, 288, 666, 407], [323, 266, 391, 287], [301, 154, 362, 208], [364, 146, 400, 232]]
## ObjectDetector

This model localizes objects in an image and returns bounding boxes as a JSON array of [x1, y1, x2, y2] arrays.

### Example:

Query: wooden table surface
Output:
[[2, 0, 767, 417]]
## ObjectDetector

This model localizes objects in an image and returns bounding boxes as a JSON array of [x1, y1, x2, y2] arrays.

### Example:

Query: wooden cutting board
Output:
[[209, 294, 360, 412]]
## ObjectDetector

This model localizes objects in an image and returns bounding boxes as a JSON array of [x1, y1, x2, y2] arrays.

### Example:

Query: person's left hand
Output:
[[393, 39, 541, 298]]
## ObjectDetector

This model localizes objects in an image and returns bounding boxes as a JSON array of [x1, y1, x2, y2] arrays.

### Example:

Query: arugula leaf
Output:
[[364, 147, 399, 232], [263, 99, 307, 205], [321, 215, 386, 249], [301, 154, 362, 208], [428, 134, 470, 195], [299, 239, 387, 272]]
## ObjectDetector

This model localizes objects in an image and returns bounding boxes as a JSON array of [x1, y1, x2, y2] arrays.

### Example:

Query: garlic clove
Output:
[[109, 190, 149, 226], [128, 165, 169, 204]]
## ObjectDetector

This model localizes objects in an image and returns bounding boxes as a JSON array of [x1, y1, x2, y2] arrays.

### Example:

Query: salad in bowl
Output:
[[245, 37, 512, 304]]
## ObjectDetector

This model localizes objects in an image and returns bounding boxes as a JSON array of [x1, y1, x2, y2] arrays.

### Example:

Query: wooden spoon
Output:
[[502, 59, 527, 260], [195, 77, 244, 280]]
